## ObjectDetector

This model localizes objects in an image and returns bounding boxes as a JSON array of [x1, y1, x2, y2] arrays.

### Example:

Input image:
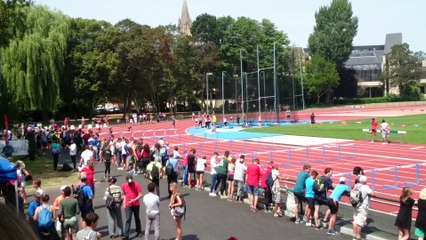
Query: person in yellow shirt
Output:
[[146, 160, 164, 196]]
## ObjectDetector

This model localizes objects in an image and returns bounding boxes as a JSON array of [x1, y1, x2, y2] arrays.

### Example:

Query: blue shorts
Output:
[[245, 185, 260, 196]]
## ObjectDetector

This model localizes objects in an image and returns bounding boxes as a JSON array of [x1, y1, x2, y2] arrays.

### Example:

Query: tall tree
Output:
[[382, 43, 424, 98], [308, 0, 358, 69], [305, 55, 340, 104], [1, 5, 68, 112]]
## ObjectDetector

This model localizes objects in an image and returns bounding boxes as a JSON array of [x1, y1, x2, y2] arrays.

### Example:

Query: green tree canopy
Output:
[[1, 5, 68, 111], [383, 43, 424, 98], [305, 55, 340, 104], [308, 0, 358, 69]]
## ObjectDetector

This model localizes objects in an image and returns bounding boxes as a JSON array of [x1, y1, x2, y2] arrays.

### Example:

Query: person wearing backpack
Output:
[[103, 177, 123, 238], [262, 161, 274, 213], [352, 175, 375, 240], [326, 177, 350, 235], [147, 159, 164, 196], [34, 194, 59, 240], [58, 186, 80, 240], [160, 142, 170, 168], [77, 172, 94, 228], [169, 182, 184, 240], [312, 168, 334, 229], [166, 153, 179, 199], [51, 138, 61, 171], [270, 164, 283, 217]]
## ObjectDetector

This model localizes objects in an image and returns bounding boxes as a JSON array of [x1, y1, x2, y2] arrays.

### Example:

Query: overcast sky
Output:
[[35, 0, 425, 52]]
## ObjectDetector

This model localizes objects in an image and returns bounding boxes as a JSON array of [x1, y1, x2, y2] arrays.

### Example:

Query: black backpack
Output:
[[72, 185, 90, 207], [266, 172, 275, 188], [150, 163, 160, 181], [165, 162, 174, 176], [313, 176, 326, 193]]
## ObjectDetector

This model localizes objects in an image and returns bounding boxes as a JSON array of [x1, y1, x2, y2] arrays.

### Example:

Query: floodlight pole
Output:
[[222, 71, 226, 117], [206, 72, 213, 115], [257, 45, 261, 117], [273, 42, 277, 113], [240, 49, 245, 119], [297, 46, 306, 110]]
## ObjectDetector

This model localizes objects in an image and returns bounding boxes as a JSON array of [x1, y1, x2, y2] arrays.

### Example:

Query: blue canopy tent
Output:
[[0, 157, 19, 213]]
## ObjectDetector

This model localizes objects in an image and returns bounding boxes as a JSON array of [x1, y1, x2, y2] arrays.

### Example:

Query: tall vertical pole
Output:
[[297, 47, 306, 110], [273, 42, 277, 114], [262, 71, 266, 112], [257, 45, 261, 117], [222, 71, 225, 117], [206, 73, 209, 115], [240, 49, 244, 119], [292, 48, 296, 110], [245, 73, 248, 114]]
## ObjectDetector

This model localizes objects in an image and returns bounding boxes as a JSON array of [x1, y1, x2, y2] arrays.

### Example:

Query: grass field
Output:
[[15, 156, 79, 189], [244, 114, 426, 144]]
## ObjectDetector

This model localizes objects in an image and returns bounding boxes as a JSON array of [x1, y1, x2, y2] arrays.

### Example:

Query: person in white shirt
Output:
[[234, 155, 247, 203], [195, 156, 207, 191], [209, 153, 219, 197], [353, 175, 375, 240], [68, 140, 77, 170], [79, 145, 94, 169], [143, 182, 160, 240], [172, 146, 181, 159], [380, 119, 390, 144]]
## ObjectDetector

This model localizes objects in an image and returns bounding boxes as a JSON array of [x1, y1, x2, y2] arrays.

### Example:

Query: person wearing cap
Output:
[[58, 186, 79, 240], [27, 191, 42, 224], [233, 155, 247, 203], [122, 174, 143, 239], [352, 175, 375, 240], [326, 177, 350, 235], [104, 177, 123, 238]]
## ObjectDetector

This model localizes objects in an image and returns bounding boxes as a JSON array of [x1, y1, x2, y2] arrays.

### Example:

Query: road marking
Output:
[[410, 146, 424, 150]]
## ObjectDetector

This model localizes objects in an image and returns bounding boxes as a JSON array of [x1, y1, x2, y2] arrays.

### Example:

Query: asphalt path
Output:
[[37, 156, 352, 240]]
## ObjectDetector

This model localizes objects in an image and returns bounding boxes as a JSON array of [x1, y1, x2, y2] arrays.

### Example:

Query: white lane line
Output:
[[410, 146, 424, 150]]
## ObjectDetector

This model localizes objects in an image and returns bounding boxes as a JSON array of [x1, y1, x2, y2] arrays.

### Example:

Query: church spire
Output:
[[179, 0, 192, 36]]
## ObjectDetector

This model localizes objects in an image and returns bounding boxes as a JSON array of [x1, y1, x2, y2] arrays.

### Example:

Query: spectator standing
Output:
[[216, 151, 229, 199], [353, 166, 365, 184], [169, 183, 183, 240], [33, 179, 46, 196], [16, 160, 30, 204], [352, 175, 375, 240], [310, 113, 316, 128], [34, 194, 58, 239], [27, 191, 42, 225], [415, 188, 426, 240], [262, 161, 274, 213], [143, 182, 160, 240], [370, 118, 378, 142], [76, 212, 102, 240], [234, 155, 247, 203], [226, 157, 236, 201], [293, 165, 311, 224], [81, 160, 95, 195], [122, 174, 143, 240], [326, 177, 350, 235], [209, 152, 219, 197], [58, 186, 80, 240], [78, 172, 94, 228], [100, 142, 113, 180], [104, 177, 123, 238], [68, 139, 77, 170], [245, 158, 262, 212], [186, 148, 197, 189], [147, 159, 163, 196], [313, 168, 334, 229], [52, 139, 61, 171], [271, 164, 283, 217], [165, 154, 179, 198], [395, 187, 415, 240], [195, 156, 207, 191], [304, 170, 318, 227]]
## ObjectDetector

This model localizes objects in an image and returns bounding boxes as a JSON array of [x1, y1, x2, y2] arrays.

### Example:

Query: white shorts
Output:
[[353, 207, 368, 227]]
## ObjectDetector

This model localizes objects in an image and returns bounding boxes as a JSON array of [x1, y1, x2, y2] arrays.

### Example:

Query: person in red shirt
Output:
[[245, 158, 262, 212], [80, 159, 95, 195], [122, 174, 143, 240], [371, 118, 378, 142], [261, 161, 274, 213]]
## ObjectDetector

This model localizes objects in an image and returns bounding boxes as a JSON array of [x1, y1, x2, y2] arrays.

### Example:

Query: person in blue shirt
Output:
[[165, 154, 179, 198], [304, 170, 318, 227], [79, 173, 94, 228], [327, 177, 350, 235], [2, 142, 14, 158], [293, 164, 311, 224], [27, 191, 42, 226]]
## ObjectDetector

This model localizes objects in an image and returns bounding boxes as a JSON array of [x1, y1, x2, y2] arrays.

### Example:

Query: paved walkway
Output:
[[38, 156, 352, 240]]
